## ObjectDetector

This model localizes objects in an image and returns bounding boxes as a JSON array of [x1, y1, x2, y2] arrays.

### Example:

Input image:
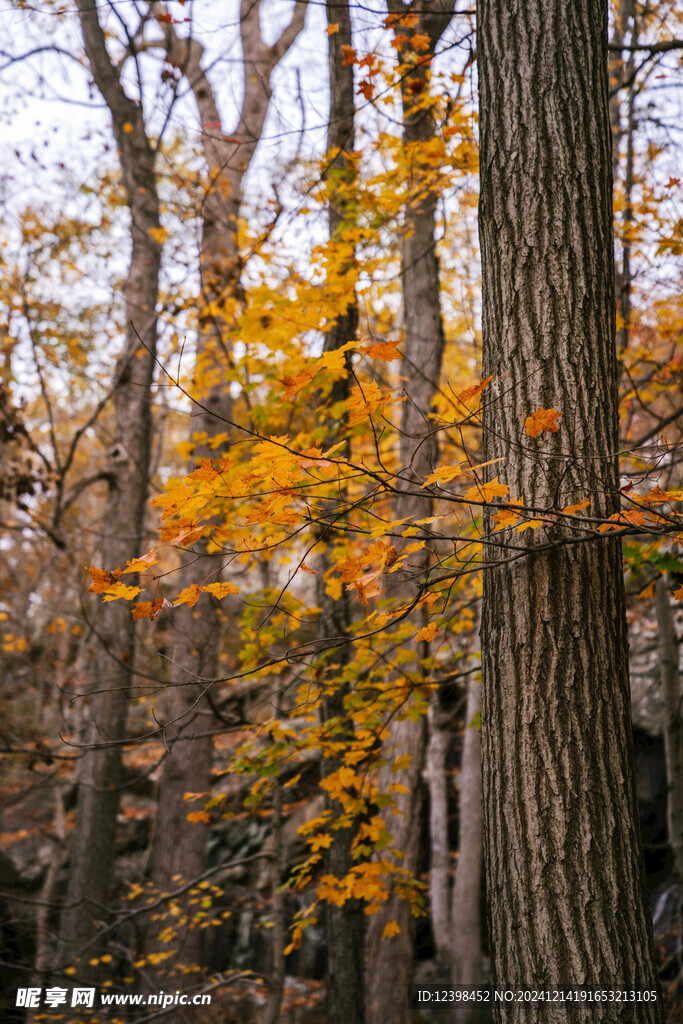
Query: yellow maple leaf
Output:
[[415, 622, 438, 642], [382, 920, 401, 939], [102, 582, 141, 602], [422, 464, 462, 487], [201, 582, 240, 599], [492, 505, 522, 531], [525, 407, 562, 438], [515, 519, 544, 533], [86, 565, 120, 593], [463, 476, 509, 503], [122, 550, 158, 574], [309, 833, 333, 852], [320, 766, 358, 801], [346, 380, 403, 426], [174, 584, 202, 607]]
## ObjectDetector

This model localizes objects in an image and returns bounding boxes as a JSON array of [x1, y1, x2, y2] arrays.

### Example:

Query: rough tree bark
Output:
[[365, 4, 453, 1021], [57, 0, 162, 970], [316, 1, 365, 1021], [426, 697, 451, 965], [477, 1, 662, 1020], [145, 1, 307, 999], [655, 578, 683, 964], [451, 669, 483, 1019]]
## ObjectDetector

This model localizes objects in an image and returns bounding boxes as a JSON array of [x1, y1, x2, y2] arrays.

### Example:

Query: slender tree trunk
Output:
[[57, 0, 162, 970], [451, 672, 483, 1020], [145, 5, 307, 1001], [317, 2, 365, 1021], [366, 5, 453, 1020], [477, 2, 662, 1020], [260, 782, 286, 1024], [655, 576, 683, 998], [427, 699, 451, 964]]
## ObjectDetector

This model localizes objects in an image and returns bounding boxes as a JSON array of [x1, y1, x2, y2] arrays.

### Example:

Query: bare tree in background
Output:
[[365, 3, 455, 1021], [58, 0, 164, 972]]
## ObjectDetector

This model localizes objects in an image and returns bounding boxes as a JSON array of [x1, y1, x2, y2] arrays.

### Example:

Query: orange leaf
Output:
[[457, 374, 493, 404], [382, 920, 401, 939], [525, 407, 562, 438], [186, 811, 211, 824], [674, 585, 683, 601], [411, 33, 431, 51], [280, 366, 318, 400], [341, 45, 357, 65], [132, 599, 164, 621], [300, 562, 319, 575], [561, 498, 590, 515], [326, 22, 339, 35], [597, 509, 647, 533], [415, 622, 438, 643], [362, 339, 401, 361]]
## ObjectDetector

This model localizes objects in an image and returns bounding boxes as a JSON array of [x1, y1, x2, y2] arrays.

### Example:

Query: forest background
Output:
[[0, 1, 682, 1022]]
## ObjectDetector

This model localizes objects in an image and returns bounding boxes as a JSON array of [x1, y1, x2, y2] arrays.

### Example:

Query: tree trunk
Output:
[[451, 672, 483, 1022], [317, 2, 365, 1022], [655, 575, 683, 999], [427, 699, 451, 964], [57, 0, 162, 971], [146, 4, 307, 1002], [477, 2, 662, 1020], [366, 5, 452, 1021]]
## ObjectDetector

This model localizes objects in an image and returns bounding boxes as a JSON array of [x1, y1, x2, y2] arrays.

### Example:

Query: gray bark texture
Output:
[[317, 2, 365, 1022], [145, 3, 307, 1005], [451, 673, 483, 1021], [365, 4, 452, 1021], [655, 579, 683, 926], [477, 1, 662, 1020], [57, 0, 162, 971], [427, 700, 451, 964]]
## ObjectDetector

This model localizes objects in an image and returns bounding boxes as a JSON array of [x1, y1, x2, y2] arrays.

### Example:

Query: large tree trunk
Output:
[[365, 5, 452, 1021], [57, 0, 162, 970], [477, 2, 662, 1020], [317, 2, 365, 1022]]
